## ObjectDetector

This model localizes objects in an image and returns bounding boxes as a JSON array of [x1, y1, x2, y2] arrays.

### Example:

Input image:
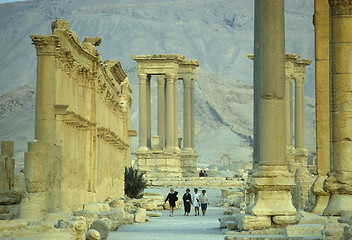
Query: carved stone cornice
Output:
[[30, 35, 59, 56], [329, 0, 352, 16], [97, 127, 129, 149]]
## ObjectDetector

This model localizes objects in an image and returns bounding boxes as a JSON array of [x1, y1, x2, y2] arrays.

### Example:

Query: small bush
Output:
[[124, 166, 147, 199]]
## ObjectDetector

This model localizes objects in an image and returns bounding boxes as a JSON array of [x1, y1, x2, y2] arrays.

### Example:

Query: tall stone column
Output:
[[174, 77, 180, 151], [165, 73, 175, 151], [247, 0, 296, 221], [138, 73, 149, 151], [294, 63, 309, 167], [285, 72, 296, 170], [324, 0, 352, 216], [157, 75, 166, 147], [191, 78, 196, 149], [146, 75, 151, 149], [311, 0, 331, 214], [183, 76, 192, 151]]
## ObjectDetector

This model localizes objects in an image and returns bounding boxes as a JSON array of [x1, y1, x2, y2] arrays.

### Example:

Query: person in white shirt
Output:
[[193, 188, 200, 216]]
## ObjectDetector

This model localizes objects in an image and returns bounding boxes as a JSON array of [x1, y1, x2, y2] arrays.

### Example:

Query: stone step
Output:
[[225, 235, 319, 240], [286, 224, 324, 238]]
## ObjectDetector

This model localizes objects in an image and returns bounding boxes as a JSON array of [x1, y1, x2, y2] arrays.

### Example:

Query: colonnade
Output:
[[132, 55, 199, 178]]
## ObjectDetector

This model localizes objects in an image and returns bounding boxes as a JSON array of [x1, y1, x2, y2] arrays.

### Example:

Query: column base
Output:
[[291, 166, 312, 211], [311, 175, 330, 214], [323, 171, 352, 216], [246, 165, 296, 216], [323, 194, 352, 216], [180, 150, 198, 177]]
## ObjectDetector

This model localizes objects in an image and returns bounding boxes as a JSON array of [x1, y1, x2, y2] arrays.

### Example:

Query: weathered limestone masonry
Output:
[[242, 0, 297, 230], [19, 20, 133, 219], [132, 55, 199, 178], [0, 141, 15, 191], [311, 0, 331, 214], [323, 0, 352, 216]]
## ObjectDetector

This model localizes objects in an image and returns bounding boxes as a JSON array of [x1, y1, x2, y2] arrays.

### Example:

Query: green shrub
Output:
[[124, 166, 147, 198]]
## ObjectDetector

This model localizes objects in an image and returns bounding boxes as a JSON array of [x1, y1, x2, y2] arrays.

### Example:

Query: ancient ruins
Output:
[[132, 54, 199, 178]]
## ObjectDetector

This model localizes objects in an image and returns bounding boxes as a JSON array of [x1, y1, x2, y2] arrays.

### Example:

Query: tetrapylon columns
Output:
[[183, 76, 192, 151], [157, 75, 166, 147], [138, 73, 149, 151], [165, 73, 176, 151]]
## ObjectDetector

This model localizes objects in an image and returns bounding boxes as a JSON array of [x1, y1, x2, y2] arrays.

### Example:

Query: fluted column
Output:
[[324, 0, 352, 216], [247, 0, 296, 219], [190, 78, 195, 149], [157, 75, 166, 147], [146, 75, 151, 149], [165, 74, 175, 151], [311, 0, 330, 214], [285, 75, 293, 147], [31, 35, 59, 144], [294, 72, 308, 166], [174, 76, 180, 151], [138, 73, 149, 151], [183, 76, 192, 151]]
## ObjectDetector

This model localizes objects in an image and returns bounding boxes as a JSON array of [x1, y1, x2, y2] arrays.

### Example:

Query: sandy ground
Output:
[[109, 188, 226, 240]]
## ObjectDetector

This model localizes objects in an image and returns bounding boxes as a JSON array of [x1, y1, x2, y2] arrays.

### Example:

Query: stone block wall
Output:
[[20, 20, 132, 218]]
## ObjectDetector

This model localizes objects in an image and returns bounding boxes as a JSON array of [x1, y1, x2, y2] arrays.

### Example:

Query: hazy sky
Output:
[[0, 0, 26, 3]]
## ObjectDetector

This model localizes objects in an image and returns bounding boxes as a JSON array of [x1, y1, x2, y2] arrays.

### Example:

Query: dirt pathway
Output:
[[109, 188, 226, 240]]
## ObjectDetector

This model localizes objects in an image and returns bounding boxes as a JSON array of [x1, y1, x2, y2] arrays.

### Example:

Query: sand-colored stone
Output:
[[0, 141, 15, 191], [19, 19, 133, 219], [132, 55, 199, 178]]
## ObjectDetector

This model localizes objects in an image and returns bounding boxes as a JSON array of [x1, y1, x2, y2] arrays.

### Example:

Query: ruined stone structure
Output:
[[322, 0, 352, 216], [19, 20, 133, 219], [132, 54, 199, 178], [243, 0, 297, 228], [0, 141, 15, 191], [247, 53, 311, 173]]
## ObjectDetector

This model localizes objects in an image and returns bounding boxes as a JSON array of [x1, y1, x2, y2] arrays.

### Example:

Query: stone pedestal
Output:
[[246, 166, 296, 218], [136, 150, 182, 179], [180, 150, 198, 177]]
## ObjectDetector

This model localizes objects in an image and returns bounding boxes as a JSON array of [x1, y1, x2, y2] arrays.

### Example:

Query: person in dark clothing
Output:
[[165, 188, 178, 217], [182, 188, 192, 216]]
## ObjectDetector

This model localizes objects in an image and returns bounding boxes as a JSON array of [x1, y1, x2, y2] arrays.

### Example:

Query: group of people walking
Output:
[[164, 188, 209, 217]]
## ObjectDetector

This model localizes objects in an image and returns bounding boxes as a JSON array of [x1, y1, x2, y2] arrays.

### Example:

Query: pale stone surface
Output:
[[134, 208, 147, 223], [90, 219, 109, 240], [84, 203, 110, 212], [272, 216, 297, 226], [226, 221, 238, 230], [86, 229, 101, 240], [0, 141, 15, 191], [286, 224, 324, 238], [20, 19, 132, 218], [219, 216, 236, 228], [235, 214, 271, 231]]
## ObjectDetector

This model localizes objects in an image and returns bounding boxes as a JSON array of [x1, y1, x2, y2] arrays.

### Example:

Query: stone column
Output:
[[174, 77, 180, 151], [31, 35, 58, 144], [294, 62, 309, 167], [323, 0, 352, 216], [191, 78, 196, 149], [247, 0, 296, 222], [311, 0, 331, 214], [146, 75, 151, 149], [138, 73, 149, 151], [165, 73, 175, 151], [157, 75, 166, 148], [0, 141, 14, 191], [285, 72, 296, 170], [183, 76, 192, 151]]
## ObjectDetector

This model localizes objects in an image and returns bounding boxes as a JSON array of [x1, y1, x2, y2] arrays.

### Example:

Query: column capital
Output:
[[294, 74, 306, 85], [30, 35, 59, 56], [329, 0, 352, 16], [156, 75, 165, 87], [285, 73, 293, 83], [138, 73, 149, 84], [165, 73, 176, 83], [182, 76, 192, 88]]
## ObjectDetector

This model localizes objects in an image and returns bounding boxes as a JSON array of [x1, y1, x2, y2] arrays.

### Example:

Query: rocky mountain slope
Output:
[[0, 0, 316, 171]]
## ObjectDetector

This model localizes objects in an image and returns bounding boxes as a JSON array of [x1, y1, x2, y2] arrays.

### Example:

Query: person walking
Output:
[[193, 188, 200, 216], [165, 188, 178, 217], [200, 189, 209, 216], [182, 188, 192, 216]]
